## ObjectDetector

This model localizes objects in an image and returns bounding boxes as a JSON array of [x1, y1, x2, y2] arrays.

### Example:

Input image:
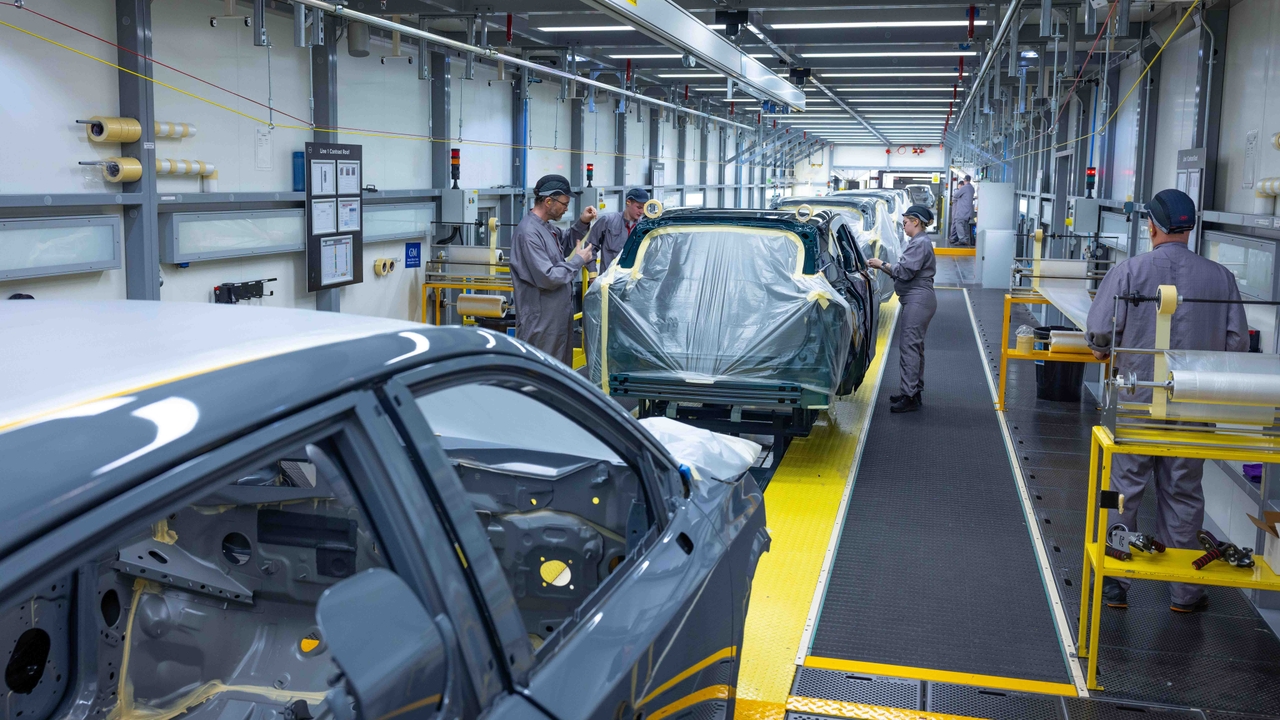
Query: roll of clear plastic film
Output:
[[455, 294, 507, 318], [1170, 370, 1280, 407], [80, 116, 142, 143], [1049, 330, 1092, 354]]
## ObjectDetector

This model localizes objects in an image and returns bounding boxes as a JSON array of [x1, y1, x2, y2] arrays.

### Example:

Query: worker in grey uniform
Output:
[[1086, 188, 1249, 613], [868, 204, 937, 413], [949, 175, 975, 246], [589, 187, 649, 273], [509, 174, 597, 365]]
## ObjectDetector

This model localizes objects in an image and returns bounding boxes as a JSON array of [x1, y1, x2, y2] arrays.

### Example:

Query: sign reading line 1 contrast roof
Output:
[[580, 0, 806, 111]]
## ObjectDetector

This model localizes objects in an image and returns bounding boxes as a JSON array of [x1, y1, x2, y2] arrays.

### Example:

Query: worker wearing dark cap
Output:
[[868, 204, 937, 413], [510, 174, 597, 364], [590, 188, 649, 273], [1086, 188, 1249, 613]]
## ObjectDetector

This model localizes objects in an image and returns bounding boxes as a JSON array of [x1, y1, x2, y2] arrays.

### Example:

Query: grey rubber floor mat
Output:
[[968, 287, 1280, 717], [809, 289, 1071, 685]]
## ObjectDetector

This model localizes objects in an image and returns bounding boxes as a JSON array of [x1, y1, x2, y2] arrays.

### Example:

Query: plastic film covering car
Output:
[[584, 224, 853, 397], [639, 417, 762, 482]]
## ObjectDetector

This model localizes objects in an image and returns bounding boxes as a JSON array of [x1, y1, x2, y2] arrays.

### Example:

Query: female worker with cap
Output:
[[867, 204, 937, 413], [509, 174, 597, 365], [1085, 188, 1248, 614]]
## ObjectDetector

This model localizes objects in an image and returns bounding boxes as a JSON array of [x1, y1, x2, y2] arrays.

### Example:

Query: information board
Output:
[[306, 142, 363, 291]]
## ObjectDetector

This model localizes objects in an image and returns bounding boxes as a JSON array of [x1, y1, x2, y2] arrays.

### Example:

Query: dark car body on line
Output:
[[0, 302, 768, 720]]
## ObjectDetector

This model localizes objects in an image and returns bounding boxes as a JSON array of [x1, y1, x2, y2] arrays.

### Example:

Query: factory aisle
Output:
[[804, 289, 1075, 693]]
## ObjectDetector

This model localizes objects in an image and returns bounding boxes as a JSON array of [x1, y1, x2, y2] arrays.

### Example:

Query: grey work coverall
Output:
[[589, 211, 637, 273], [1086, 241, 1249, 604], [509, 212, 590, 365], [950, 183, 975, 245], [889, 233, 938, 397]]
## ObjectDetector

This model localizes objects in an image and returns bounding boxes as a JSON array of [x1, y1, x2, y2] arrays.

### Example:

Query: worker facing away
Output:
[[590, 187, 649, 273], [868, 204, 937, 414], [950, 175, 975, 246], [510, 174, 597, 365], [1085, 188, 1249, 614]]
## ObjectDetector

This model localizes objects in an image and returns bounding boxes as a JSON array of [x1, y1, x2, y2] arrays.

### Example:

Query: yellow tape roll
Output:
[[488, 216, 498, 236], [102, 157, 143, 183], [1034, 228, 1044, 243], [643, 199, 664, 219], [456, 294, 506, 318], [86, 116, 142, 143], [373, 258, 397, 276], [794, 204, 814, 222], [1157, 284, 1178, 315]]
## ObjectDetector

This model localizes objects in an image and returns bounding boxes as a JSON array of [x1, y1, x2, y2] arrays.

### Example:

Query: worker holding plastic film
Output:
[[590, 188, 649, 273], [510, 174, 597, 365], [1085, 188, 1249, 614], [867, 204, 937, 414]]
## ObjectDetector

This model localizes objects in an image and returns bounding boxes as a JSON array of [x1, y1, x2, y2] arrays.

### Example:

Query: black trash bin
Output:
[[1033, 325, 1085, 402]]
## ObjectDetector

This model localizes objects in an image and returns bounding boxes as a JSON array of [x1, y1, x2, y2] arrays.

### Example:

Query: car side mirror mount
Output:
[[316, 569, 449, 720]]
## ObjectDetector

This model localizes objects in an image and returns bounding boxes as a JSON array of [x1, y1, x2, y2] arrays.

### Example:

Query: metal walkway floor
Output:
[[805, 288, 1074, 694]]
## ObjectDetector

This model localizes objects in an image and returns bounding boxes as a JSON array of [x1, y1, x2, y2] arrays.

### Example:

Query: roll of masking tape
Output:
[[1034, 228, 1044, 243], [1157, 284, 1178, 315], [373, 258, 396, 276], [794, 204, 813, 222], [488, 216, 499, 237], [456, 294, 507, 318], [643, 199, 664, 219], [85, 116, 142, 144], [102, 157, 143, 183]]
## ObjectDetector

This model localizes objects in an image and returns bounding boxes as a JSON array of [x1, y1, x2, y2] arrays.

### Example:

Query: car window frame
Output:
[[0, 390, 473, 720], [383, 354, 678, 679]]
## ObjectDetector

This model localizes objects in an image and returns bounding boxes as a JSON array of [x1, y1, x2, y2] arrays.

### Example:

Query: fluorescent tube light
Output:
[[802, 51, 978, 58], [821, 72, 970, 78], [608, 53, 684, 59], [770, 20, 989, 29], [538, 25, 635, 32]]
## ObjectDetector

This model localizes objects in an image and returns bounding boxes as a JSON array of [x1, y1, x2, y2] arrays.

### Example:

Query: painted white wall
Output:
[[151, 0, 310, 194], [0, 0, 121, 194], [1151, 29, 1201, 194], [453, 60, 513, 189], [527, 81, 575, 182], [833, 145, 944, 170], [1214, 0, 1280, 214], [338, 35, 431, 191], [1110, 56, 1143, 202], [581, 100, 616, 185]]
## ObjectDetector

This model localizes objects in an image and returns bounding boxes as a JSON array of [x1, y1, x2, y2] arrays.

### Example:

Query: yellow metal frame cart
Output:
[[997, 291, 1107, 411], [1076, 424, 1280, 690]]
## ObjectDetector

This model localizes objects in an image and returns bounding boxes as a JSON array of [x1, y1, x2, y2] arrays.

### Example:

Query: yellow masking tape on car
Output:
[[600, 276, 613, 395], [806, 290, 833, 309]]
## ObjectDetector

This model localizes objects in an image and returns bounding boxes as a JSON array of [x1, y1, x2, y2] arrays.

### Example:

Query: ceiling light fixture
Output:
[[608, 53, 684, 59], [770, 20, 989, 29], [802, 51, 978, 58], [537, 25, 635, 32]]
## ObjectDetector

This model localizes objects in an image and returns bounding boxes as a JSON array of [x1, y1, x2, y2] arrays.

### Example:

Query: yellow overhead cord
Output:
[[0, 13, 800, 169]]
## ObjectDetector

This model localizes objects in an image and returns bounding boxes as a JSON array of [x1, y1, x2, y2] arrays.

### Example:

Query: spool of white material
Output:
[[1170, 370, 1280, 407], [456, 294, 507, 318], [1049, 330, 1091, 354]]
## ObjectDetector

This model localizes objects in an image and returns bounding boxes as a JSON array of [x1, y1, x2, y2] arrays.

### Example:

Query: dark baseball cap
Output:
[[1148, 188, 1196, 234], [625, 187, 650, 204], [904, 204, 934, 225], [534, 174, 571, 198]]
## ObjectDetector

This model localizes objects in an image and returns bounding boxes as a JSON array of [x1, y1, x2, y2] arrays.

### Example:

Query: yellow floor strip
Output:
[[802, 658, 1078, 698], [735, 300, 900, 720], [787, 695, 988, 720]]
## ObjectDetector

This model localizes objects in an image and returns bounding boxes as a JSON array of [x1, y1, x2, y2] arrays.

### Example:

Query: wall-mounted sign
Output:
[[306, 142, 363, 291]]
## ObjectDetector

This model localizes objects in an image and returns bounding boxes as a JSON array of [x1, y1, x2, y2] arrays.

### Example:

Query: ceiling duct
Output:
[[577, 0, 806, 110]]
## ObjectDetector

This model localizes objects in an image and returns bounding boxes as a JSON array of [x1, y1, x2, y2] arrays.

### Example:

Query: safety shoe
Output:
[[1171, 595, 1210, 614], [890, 393, 921, 413], [1102, 578, 1127, 609]]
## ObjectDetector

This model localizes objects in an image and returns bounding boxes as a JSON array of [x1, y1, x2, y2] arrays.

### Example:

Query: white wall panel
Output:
[[151, 0, 310, 194], [581, 102, 616, 185], [1214, 0, 1280, 214], [453, 62, 513, 189], [1151, 29, 1200, 194], [1110, 56, 1143, 201], [833, 145, 944, 168], [337, 38, 430, 191], [527, 81, 574, 182], [0, 0, 120, 194]]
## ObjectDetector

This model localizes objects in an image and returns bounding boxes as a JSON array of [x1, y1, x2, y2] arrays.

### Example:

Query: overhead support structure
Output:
[[116, 0, 160, 301], [288, 0, 754, 132], [952, 0, 1024, 134], [576, 0, 806, 110], [810, 79, 892, 146], [312, 13, 339, 312]]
